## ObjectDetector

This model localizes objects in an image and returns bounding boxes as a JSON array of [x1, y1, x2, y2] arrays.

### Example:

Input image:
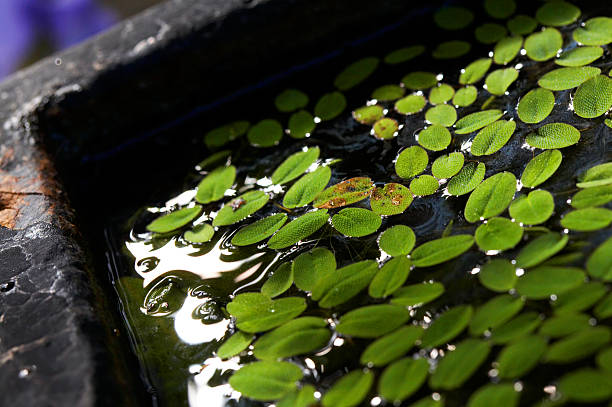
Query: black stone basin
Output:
[[0, 1, 451, 405]]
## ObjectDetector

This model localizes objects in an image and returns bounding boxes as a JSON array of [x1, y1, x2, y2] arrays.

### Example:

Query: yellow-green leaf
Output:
[[517, 88, 555, 123], [283, 165, 331, 208], [370, 183, 413, 215], [213, 190, 269, 227], [471, 120, 516, 155], [521, 149, 562, 188], [267, 210, 329, 249], [525, 122, 580, 149], [332, 208, 382, 237], [147, 205, 202, 233], [447, 162, 486, 196], [411, 235, 475, 267], [396, 146, 429, 178], [232, 213, 288, 246], [334, 57, 379, 90], [524, 27, 563, 61]]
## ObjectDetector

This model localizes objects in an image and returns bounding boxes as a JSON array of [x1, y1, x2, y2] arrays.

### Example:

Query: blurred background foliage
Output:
[[0, 0, 163, 78]]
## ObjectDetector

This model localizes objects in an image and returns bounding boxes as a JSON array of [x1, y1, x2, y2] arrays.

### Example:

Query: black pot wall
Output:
[[0, 0, 445, 406]]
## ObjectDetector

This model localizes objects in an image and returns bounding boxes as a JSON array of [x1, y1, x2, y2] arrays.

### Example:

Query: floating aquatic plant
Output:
[[146, 205, 202, 233]]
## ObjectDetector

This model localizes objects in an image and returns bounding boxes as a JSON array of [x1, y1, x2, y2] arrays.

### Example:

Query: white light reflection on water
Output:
[[173, 295, 229, 344], [126, 235, 266, 287], [188, 357, 242, 407]]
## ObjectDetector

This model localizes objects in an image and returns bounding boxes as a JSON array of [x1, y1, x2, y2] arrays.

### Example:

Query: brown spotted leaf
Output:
[[313, 177, 374, 209]]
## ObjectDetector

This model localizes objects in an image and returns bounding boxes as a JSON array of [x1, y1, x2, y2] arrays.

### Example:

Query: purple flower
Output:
[[0, 0, 116, 78]]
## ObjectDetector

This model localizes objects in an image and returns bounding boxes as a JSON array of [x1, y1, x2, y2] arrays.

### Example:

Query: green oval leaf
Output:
[[429, 339, 490, 390], [475, 217, 523, 251], [391, 282, 445, 307], [516, 266, 585, 299], [247, 119, 283, 147], [261, 262, 294, 298], [334, 57, 379, 90], [507, 15, 537, 36], [432, 152, 464, 179], [402, 72, 438, 90], [561, 207, 612, 231], [509, 190, 555, 225], [421, 305, 473, 348], [464, 172, 517, 222], [229, 361, 302, 401], [322, 370, 373, 407], [384, 45, 426, 64], [312, 260, 378, 308], [577, 162, 612, 188], [447, 162, 486, 195], [293, 247, 336, 291], [425, 104, 457, 127], [478, 258, 517, 292], [553, 281, 607, 314], [396, 146, 429, 179], [418, 125, 451, 151], [573, 17, 612, 46], [539, 313, 592, 338], [314, 91, 347, 121], [490, 312, 541, 344], [496, 335, 547, 379], [493, 36, 523, 65], [217, 331, 253, 359], [267, 210, 329, 249], [410, 175, 439, 196], [283, 166, 331, 208], [595, 293, 612, 319], [556, 46, 603, 67], [395, 94, 427, 114], [147, 205, 202, 233], [453, 86, 478, 107], [288, 110, 316, 139], [559, 369, 612, 403], [454, 109, 503, 134], [368, 256, 411, 298], [204, 120, 249, 148], [471, 120, 516, 155], [484, 0, 515, 18], [272, 147, 320, 185], [475, 23, 507, 44], [278, 385, 316, 407], [517, 88, 555, 123], [275, 89, 308, 112], [373, 118, 399, 140], [516, 232, 569, 268], [360, 325, 423, 366], [467, 384, 519, 407], [469, 294, 524, 335], [196, 165, 236, 204], [432, 40, 471, 59], [378, 358, 429, 403], [253, 317, 331, 360], [411, 235, 475, 267], [314, 177, 374, 208], [372, 84, 405, 101], [521, 149, 563, 188], [196, 150, 231, 170], [536, 1, 580, 26], [336, 304, 410, 338], [379, 225, 416, 256], [524, 27, 563, 61], [546, 327, 611, 363], [184, 223, 215, 243], [332, 208, 381, 237], [460, 58, 492, 85], [370, 183, 413, 215], [571, 184, 612, 208], [538, 66, 601, 90], [227, 293, 306, 333], [434, 6, 474, 30], [485, 68, 519, 95], [352, 105, 384, 125], [525, 122, 580, 149], [429, 84, 455, 104], [574, 75, 612, 118], [232, 213, 288, 246], [587, 236, 612, 281], [213, 190, 269, 227], [597, 347, 612, 372]]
